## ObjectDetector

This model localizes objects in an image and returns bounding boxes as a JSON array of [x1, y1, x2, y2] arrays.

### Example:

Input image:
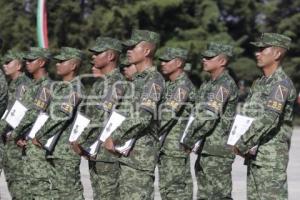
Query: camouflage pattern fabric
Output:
[[195, 154, 234, 199], [236, 67, 296, 199], [159, 47, 188, 61], [79, 68, 126, 200], [182, 70, 238, 199], [250, 32, 291, 50], [201, 42, 233, 58], [122, 29, 160, 46], [24, 77, 85, 199], [111, 66, 165, 199], [0, 73, 31, 199], [158, 73, 195, 200]]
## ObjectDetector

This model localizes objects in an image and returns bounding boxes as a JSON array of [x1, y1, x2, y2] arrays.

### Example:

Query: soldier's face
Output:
[[26, 58, 40, 74], [127, 42, 146, 64], [91, 51, 109, 69], [3, 59, 20, 76], [56, 59, 74, 76], [202, 56, 220, 72], [123, 64, 137, 80], [160, 59, 179, 75], [255, 46, 276, 68]]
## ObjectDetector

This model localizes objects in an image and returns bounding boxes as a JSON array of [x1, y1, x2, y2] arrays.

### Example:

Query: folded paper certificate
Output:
[[44, 133, 60, 152], [115, 139, 135, 156], [5, 100, 28, 129], [180, 115, 195, 143], [1, 109, 8, 120], [99, 111, 126, 142], [87, 111, 126, 156], [192, 140, 202, 152], [87, 140, 100, 156], [227, 114, 254, 146], [69, 112, 91, 142], [27, 112, 49, 139]]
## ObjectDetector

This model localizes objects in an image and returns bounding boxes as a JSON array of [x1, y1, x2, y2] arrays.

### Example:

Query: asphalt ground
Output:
[[1, 127, 300, 199]]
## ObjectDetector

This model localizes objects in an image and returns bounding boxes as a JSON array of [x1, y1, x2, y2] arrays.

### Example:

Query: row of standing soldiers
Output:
[[0, 30, 296, 200]]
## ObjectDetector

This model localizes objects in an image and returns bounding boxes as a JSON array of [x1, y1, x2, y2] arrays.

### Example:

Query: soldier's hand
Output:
[[231, 146, 245, 158], [16, 139, 27, 148], [70, 142, 83, 156], [103, 137, 115, 153], [32, 138, 42, 148]]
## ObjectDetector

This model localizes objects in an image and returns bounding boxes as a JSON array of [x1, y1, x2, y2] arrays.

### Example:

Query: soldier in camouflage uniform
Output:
[[5, 47, 52, 200], [0, 50, 31, 198], [157, 47, 195, 200], [104, 29, 165, 200], [25, 47, 85, 200], [182, 42, 238, 199], [74, 37, 126, 200], [233, 33, 296, 200]]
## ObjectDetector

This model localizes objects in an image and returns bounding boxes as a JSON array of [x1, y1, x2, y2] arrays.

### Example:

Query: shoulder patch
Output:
[[205, 85, 230, 114], [100, 82, 125, 112], [61, 92, 81, 114], [165, 86, 189, 111], [33, 87, 51, 111], [266, 84, 289, 113], [140, 78, 164, 114]]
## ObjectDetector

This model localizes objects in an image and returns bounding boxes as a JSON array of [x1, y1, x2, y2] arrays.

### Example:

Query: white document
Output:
[[227, 114, 254, 146], [180, 115, 195, 143], [1, 109, 8, 120], [5, 100, 28, 129], [99, 111, 126, 142], [88, 140, 100, 156], [45, 135, 55, 149], [115, 139, 135, 156], [44, 133, 60, 151], [192, 140, 202, 152], [69, 112, 91, 142], [27, 112, 49, 139]]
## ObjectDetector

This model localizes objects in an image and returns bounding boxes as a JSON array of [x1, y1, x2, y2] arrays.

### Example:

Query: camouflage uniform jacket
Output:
[[160, 73, 196, 157], [0, 73, 31, 133], [78, 69, 126, 161], [11, 75, 52, 140], [111, 66, 165, 171], [0, 70, 8, 118], [34, 77, 85, 159], [183, 70, 238, 158], [236, 67, 296, 168]]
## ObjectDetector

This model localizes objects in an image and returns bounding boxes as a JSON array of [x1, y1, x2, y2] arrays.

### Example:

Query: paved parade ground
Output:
[[1, 127, 300, 200]]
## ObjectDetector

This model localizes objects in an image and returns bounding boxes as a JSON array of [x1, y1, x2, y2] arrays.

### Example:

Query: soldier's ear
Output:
[[175, 58, 184, 69], [273, 48, 282, 61], [37, 58, 46, 67]]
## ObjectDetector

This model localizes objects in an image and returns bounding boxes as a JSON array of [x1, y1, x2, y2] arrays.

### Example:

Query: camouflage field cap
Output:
[[54, 47, 83, 61], [24, 47, 52, 60], [3, 50, 24, 63], [250, 33, 291, 50], [202, 42, 233, 57], [123, 29, 160, 46], [159, 47, 188, 61], [89, 37, 122, 53]]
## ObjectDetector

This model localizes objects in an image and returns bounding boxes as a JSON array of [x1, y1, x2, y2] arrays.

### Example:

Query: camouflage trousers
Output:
[[23, 143, 57, 200], [247, 163, 288, 200], [89, 160, 120, 200], [3, 141, 26, 200], [119, 163, 155, 200], [51, 158, 84, 200], [195, 154, 234, 200], [158, 152, 193, 200]]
